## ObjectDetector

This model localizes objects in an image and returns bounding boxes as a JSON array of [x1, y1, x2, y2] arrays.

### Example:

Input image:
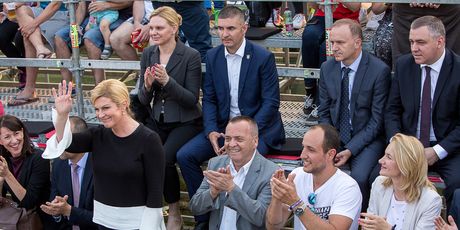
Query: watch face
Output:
[[294, 207, 305, 217]]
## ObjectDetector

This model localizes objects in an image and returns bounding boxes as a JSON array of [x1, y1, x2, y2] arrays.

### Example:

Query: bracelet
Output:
[[288, 199, 303, 212]]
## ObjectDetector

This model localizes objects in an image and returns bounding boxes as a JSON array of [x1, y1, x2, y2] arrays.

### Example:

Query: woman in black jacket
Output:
[[0, 114, 50, 224]]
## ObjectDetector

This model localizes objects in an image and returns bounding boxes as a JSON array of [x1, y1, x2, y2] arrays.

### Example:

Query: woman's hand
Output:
[[359, 213, 393, 230], [0, 156, 10, 178], [435, 216, 458, 230], [144, 66, 155, 90], [153, 64, 170, 86], [52, 80, 73, 116]]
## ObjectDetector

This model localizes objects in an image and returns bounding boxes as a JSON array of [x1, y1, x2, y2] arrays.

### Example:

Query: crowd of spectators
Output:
[[1, 2, 460, 230]]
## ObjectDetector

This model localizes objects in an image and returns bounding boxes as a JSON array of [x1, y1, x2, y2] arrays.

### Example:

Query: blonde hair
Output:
[[383, 133, 435, 202], [90, 79, 133, 117], [149, 6, 182, 40]]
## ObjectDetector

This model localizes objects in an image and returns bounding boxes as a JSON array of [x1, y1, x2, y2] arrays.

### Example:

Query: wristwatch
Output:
[[294, 203, 308, 217]]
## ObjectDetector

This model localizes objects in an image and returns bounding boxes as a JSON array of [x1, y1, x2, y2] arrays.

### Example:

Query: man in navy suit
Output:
[[385, 16, 460, 209], [318, 19, 391, 211], [177, 5, 285, 229], [41, 116, 97, 229]]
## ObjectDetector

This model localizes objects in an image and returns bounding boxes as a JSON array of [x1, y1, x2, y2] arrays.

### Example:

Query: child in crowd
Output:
[[86, 0, 118, 60]]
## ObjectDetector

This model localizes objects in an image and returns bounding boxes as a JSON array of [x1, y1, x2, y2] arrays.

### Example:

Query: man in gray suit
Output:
[[189, 116, 279, 230], [317, 19, 391, 210]]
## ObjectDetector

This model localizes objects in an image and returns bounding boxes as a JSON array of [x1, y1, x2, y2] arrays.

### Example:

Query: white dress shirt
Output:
[[417, 49, 447, 159], [225, 39, 246, 119]]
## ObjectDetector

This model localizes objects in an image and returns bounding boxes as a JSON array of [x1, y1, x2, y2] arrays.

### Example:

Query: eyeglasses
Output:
[[307, 193, 316, 212]]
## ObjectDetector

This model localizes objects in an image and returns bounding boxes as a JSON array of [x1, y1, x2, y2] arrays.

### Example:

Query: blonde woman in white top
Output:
[[360, 133, 442, 230]]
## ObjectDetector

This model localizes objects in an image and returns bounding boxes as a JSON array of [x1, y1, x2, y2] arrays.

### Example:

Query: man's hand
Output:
[[40, 195, 72, 217], [88, 1, 109, 13], [359, 213, 392, 230], [204, 165, 235, 193], [208, 131, 225, 155], [271, 173, 299, 206], [425, 147, 439, 166], [334, 149, 352, 167], [19, 21, 39, 38], [132, 25, 150, 44]]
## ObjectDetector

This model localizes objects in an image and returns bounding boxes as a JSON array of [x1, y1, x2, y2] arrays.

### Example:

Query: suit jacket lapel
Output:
[[63, 163, 74, 206], [238, 41, 252, 99], [433, 49, 452, 108], [350, 52, 368, 121], [151, 46, 160, 66], [217, 45, 230, 95], [218, 157, 231, 220], [412, 62, 422, 117], [79, 156, 93, 208], [333, 62, 342, 125], [166, 41, 185, 73]]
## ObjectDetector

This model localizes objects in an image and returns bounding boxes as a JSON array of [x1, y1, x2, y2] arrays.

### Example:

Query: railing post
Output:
[[322, 0, 335, 60], [66, 0, 84, 117]]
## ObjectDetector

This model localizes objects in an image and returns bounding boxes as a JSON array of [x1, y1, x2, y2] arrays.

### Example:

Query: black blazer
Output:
[[138, 41, 202, 123], [49, 155, 97, 229], [2, 149, 50, 210], [385, 49, 460, 154], [318, 51, 391, 155]]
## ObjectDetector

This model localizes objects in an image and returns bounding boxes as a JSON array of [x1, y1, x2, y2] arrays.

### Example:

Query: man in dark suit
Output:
[[189, 116, 279, 230], [40, 116, 97, 229], [318, 19, 391, 210], [177, 5, 285, 229], [385, 15, 460, 208]]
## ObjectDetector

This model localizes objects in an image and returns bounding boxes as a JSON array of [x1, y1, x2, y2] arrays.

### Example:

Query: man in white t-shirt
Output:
[[266, 124, 362, 230]]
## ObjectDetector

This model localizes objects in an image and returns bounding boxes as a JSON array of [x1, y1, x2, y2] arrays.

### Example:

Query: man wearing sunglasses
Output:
[[266, 124, 362, 230]]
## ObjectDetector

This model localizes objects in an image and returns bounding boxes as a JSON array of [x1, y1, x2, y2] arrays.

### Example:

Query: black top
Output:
[[67, 124, 165, 208], [2, 149, 50, 210]]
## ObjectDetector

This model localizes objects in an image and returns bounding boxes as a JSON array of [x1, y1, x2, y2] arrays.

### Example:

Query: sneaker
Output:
[[101, 45, 113, 60], [266, 8, 282, 28], [293, 13, 306, 29], [303, 95, 319, 124]]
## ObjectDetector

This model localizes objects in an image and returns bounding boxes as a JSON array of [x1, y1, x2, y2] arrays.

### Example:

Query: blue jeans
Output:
[[301, 16, 326, 95], [55, 17, 89, 48], [152, 1, 211, 62], [177, 131, 270, 222], [83, 17, 124, 51]]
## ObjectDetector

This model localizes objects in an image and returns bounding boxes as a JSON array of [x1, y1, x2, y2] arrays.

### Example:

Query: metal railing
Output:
[[0, 0, 458, 117]]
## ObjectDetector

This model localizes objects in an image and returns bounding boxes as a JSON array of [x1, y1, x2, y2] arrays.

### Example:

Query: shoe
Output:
[[101, 45, 113, 60], [266, 8, 282, 28], [293, 13, 306, 29], [194, 221, 209, 230], [303, 95, 319, 124], [7, 95, 39, 106]]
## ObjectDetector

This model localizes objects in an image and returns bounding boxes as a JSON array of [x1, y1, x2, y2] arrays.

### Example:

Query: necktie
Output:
[[71, 164, 80, 230], [420, 66, 431, 147], [339, 67, 352, 145]]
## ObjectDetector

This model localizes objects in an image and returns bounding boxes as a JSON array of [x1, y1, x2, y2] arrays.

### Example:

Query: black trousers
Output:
[[146, 117, 203, 203], [0, 19, 25, 73]]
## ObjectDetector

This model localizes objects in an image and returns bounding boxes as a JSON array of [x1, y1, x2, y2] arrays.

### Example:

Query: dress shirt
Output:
[[219, 150, 256, 230], [417, 49, 447, 159], [225, 39, 246, 119]]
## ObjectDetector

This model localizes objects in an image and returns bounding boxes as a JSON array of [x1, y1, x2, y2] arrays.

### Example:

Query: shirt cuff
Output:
[[433, 144, 448, 160]]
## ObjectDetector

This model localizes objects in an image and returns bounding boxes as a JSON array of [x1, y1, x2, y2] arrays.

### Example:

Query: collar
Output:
[[341, 51, 363, 73], [420, 48, 446, 73], [225, 39, 246, 58], [229, 149, 256, 176], [68, 152, 89, 170]]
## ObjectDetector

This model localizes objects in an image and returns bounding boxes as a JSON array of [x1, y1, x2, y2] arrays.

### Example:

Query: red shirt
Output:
[[315, 3, 359, 20]]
